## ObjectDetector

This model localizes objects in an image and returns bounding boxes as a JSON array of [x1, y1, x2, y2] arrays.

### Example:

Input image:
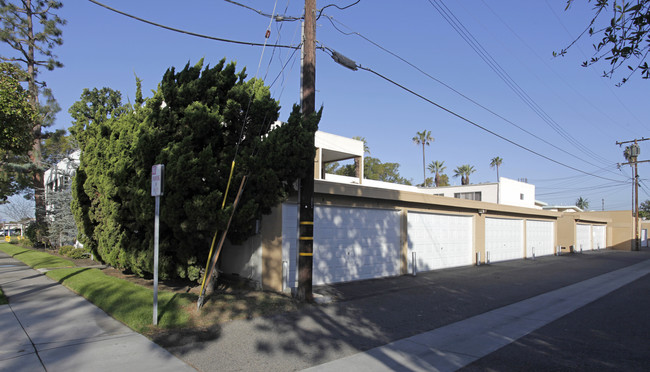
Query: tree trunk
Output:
[[26, 0, 46, 238], [421, 143, 426, 185]]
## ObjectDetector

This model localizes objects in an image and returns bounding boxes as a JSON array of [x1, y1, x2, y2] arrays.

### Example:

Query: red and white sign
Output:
[[151, 164, 164, 196]]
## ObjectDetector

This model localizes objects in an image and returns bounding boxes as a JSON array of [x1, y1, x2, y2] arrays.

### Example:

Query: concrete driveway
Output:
[[160, 249, 650, 371]]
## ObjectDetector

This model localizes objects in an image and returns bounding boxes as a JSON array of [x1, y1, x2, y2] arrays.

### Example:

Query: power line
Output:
[[321, 45, 626, 183], [544, 0, 650, 134], [323, 14, 622, 177], [477, 0, 639, 139], [88, 0, 300, 49], [360, 64, 624, 182], [427, 0, 613, 167], [316, 0, 361, 20], [224, 0, 302, 22]]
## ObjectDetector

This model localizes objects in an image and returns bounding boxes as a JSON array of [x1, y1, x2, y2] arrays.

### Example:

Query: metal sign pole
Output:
[[153, 195, 160, 325], [151, 164, 164, 325]]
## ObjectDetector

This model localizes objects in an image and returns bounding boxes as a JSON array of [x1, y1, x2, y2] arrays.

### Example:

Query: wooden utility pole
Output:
[[297, 0, 316, 302], [617, 138, 650, 251]]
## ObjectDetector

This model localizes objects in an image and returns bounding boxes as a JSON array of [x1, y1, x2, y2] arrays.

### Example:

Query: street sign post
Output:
[[151, 164, 164, 325]]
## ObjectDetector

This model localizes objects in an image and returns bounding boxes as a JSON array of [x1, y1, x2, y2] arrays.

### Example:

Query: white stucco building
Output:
[[44, 150, 81, 196]]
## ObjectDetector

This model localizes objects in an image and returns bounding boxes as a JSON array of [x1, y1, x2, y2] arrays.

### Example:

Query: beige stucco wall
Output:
[[260, 206, 284, 291], [579, 210, 633, 251], [245, 181, 637, 291], [474, 214, 486, 264]]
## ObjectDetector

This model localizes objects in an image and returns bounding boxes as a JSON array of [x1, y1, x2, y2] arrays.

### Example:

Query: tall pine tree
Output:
[[0, 0, 65, 241]]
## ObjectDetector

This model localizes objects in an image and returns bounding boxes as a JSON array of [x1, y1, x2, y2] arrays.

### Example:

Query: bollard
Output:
[[282, 260, 288, 292], [476, 251, 481, 266], [412, 251, 417, 276], [486, 251, 490, 264]]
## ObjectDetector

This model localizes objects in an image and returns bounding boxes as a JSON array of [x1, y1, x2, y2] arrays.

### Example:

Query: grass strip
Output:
[[46, 268, 195, 332], [0, 244, 73, 269], [0, 287, 7, 305]]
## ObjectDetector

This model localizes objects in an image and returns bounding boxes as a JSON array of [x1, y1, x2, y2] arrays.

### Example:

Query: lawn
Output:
[[0, 287, 7, 305], [1, 243, 301, 335], [0, 243, 73, 269], [46, 268, 195, 332]]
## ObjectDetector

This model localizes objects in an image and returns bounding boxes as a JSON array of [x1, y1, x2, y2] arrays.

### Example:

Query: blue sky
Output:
[[3, 0, 649, 213]]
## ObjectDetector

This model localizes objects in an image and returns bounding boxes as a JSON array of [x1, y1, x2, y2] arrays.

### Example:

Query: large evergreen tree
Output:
[[0, 0, 65, 237], [71, 59, 320, 280], [0, 62, 36, 202]]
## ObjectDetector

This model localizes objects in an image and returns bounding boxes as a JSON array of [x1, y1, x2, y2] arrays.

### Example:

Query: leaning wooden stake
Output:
[[197, 176, 247, 310]]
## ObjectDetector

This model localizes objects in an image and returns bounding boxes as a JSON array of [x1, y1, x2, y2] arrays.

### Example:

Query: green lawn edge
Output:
[[45, 268, 196, 332], [0, 243, 74, 269], [0, 243, 195, 332], [0, 287, 7, 305]]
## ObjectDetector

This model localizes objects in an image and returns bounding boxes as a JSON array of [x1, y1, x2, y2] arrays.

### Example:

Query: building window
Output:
[[520, 193, 525, 200], [454, 192, 481, 201]]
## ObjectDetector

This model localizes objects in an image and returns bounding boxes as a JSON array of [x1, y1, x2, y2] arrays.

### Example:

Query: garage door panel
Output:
[[526, 220, 555, 258], [592, 225, 606, 250], [408, 212, 473, 272], [314, 206, 401, 285], [282, 204, 299, 290], [486, 218, 524, 262], [576, 224, 592, 252]]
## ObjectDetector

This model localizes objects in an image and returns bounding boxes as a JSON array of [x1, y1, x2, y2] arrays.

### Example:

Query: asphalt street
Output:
[[461, 264, 650, 371], [160, 249, 650, 371]]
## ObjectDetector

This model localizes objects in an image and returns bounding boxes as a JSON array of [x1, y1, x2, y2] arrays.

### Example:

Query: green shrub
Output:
[[187, 265, 201, 282], [24, 221, 48, 247], [58, 245, 89, 259], [58, 245, 74, 256], [68, 248, 88, 259]]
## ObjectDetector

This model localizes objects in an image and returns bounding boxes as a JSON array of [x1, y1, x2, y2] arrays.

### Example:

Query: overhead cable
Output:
[[317, 0, 361, 20], [224, 0, 302, 21], [323, 15, 621, 176], [87, 0, 300, 49], [321, 46, 626, 183], [427, 0, 612, 167]]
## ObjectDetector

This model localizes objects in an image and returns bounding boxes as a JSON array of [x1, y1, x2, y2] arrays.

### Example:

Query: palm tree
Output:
[[427, 160, 446, 187], [453, 164, 476, 185], [576, 197, 589, 210], [412, 130, 434, 185], [490, 156, 503, 181]]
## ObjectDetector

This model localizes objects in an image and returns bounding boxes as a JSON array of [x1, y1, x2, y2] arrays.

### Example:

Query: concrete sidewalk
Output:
[[304, 258, 650, 372], [0, 251, 196, 372]]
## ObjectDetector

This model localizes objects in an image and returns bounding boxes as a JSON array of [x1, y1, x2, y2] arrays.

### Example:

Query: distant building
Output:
[[44, 150, 81, 196], [43, 150, 81, 247], [314, 133, 536, 209]]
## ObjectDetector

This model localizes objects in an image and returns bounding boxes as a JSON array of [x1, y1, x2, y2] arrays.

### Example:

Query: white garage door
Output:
[[576, 224, 592, 252], [526, 220, 555, 258], [313, 206, 401, 285], [486, 217, 524, 262], [592, 225, 606, 250], [407, 212, 473, 273]]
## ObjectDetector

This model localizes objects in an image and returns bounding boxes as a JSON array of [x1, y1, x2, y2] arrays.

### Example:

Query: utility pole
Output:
[[617, 138, 650, 251], [297, 0, 316, 302]]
